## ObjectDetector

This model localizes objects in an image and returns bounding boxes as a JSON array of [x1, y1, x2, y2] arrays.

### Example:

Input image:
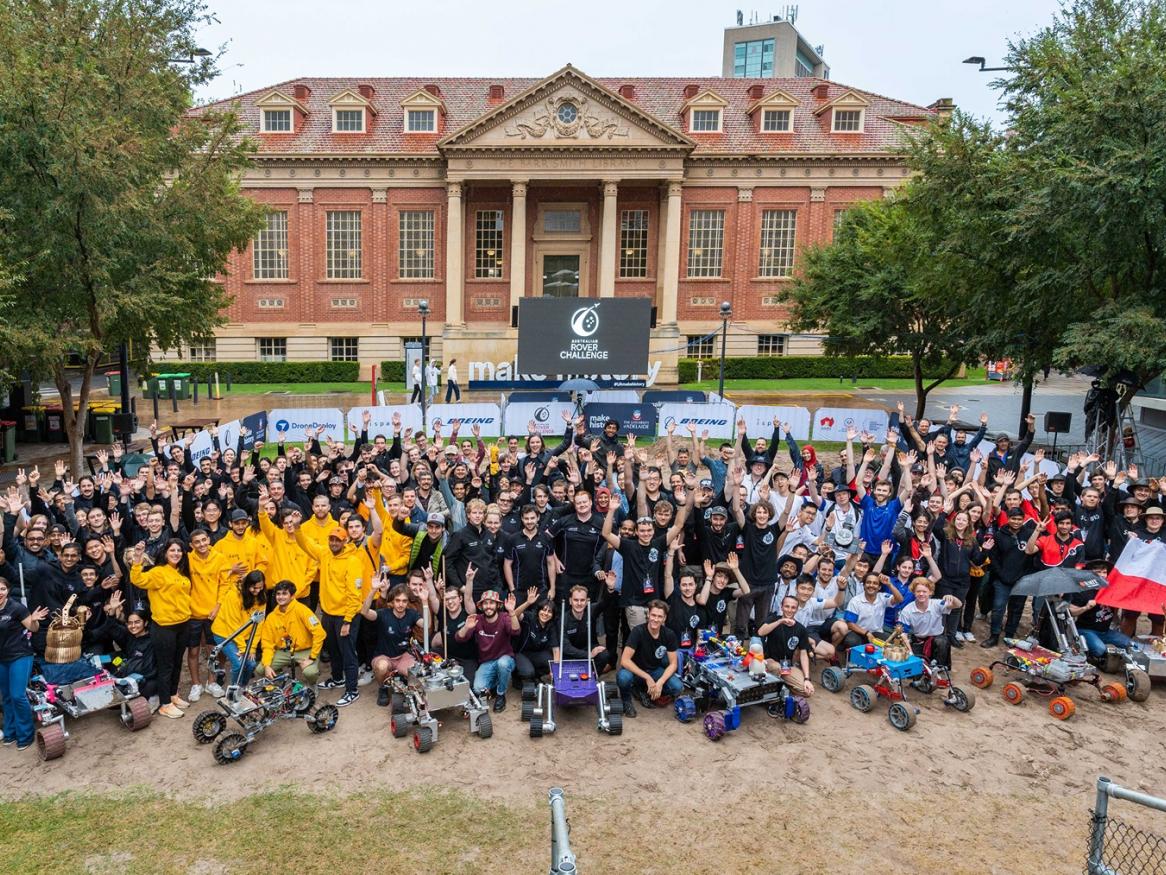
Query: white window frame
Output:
[[186, 339, 217, 362], [325, 210, 362, 279], [619, 209, 649, 279], [329, 337, 359, 362], [257, 338, 287, 362], [761, 109, 791, 132], [759, 209, 797, 278], [687, 335, 716, 359], [832, 109, 864, 132], [690, 109, 722, 133], [686, 210, 725, 278], [252, 211, 289, 280], [262, 108, 292, 133], [405, 108, 436, 132], [399, 210, 436, 279], [332, 108, 365, 133]]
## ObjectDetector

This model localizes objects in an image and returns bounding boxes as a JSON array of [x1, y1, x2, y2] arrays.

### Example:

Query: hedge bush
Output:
[[678, 355, 955, 383], [378, 361, 406, 382], [151, 361, 360, 384]]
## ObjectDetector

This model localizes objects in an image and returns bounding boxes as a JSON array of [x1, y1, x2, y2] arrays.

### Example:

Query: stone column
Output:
[[444, 181, 464, 327], [509, 181, 528, 314], [659, 182, 682, 324], [598, 180, 619, 297]]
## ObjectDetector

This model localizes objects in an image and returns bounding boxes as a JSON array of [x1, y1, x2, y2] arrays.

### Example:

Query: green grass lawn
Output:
[[227, 381, 404, 396], [681, 368, 988, 392]]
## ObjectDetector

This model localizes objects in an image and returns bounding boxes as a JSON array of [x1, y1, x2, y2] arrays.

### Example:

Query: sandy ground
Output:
[[3, 617, 1164, 874]]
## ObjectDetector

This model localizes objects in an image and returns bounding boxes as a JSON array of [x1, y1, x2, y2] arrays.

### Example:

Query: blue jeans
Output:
[[617, 666, 684, 699], [474, 655, 515, 695], [991, 580, 1026, 638], [0, 655, 35, 745], [1080, 628, 1132, 658], [213, 634, 257, 685]]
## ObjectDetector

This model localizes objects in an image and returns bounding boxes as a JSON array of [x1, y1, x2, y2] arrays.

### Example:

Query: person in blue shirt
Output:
[[852, 444, 916, 561]]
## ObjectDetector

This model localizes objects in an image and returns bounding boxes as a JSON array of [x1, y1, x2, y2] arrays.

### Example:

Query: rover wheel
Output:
[[607, 698, 624, 716], [123, 696, 153, 731], [820, 666, 844, 693], [1127, 669, 1151, 702], [192, 710, 227, 743], [1100, 682, 1127, 703], [673, 695, 697, 723], [969, 666, 994, 689], [703, 710, 727, 741], [520, 699, 535, 722], [949, 686, 975, 712], [521, 682, 537, 702], [36, 724, 66, 761], [791, 696, 811, 724], [912, 672, 935, 695], [887, 702, 916, 732], [1049, 696, 1075, 720], [1103, 650, 1125, 675], [850, 684, 875, 713], [390, 714, 410, 738], [413, 726, 434, 753], [213, 732, 248, 765], [291, 685, 316, 715], [606, 713, 623, 736], [308, 704, 338, 733], [1003, 682, 1025, 705], [529, 717, 543, 738], [476, 713, 493, 739]]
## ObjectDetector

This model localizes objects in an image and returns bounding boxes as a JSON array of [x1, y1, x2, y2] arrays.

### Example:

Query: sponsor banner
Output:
[[586, 390, 640, 404], [811, 407, 889, 442], [219, 411, 268, 454], [345, 406, 423, 438], [584, 402, 658, 437], [736, 405, 812, 441], [424, 403, 503, 437], [503, 400, 576, 437], [517, 298, 651, 374], [187, 429, 214, 462], [269, 408, 346, 441], [656, 402, 736, 438]]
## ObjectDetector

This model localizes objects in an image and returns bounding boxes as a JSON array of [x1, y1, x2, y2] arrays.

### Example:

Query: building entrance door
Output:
[[541, 254, 581, 297]]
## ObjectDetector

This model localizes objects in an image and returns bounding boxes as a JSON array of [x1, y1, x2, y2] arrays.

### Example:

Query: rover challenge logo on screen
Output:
[[570, 305, 600, 338]]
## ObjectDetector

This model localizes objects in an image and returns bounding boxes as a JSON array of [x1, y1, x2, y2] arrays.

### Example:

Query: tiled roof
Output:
[[193, 71, 934, 158]]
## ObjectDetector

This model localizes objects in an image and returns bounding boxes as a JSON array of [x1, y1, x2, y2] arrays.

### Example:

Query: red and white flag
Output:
[[1097, 538, 1166, 614]]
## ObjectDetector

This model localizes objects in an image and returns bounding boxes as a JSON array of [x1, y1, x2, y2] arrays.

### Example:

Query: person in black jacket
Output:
[[444, 498, 501, 603], [936, 511, 991, 647], [983, 508, 1037, 647], [103, 590, 159, 707], [513, 590, 554, 683]]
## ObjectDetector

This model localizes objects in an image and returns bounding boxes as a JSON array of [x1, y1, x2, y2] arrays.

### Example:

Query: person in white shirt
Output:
[[839, 572, 903, 659], [410, 358, 423, 403], [445, 358, 461, 402], [426, 360, 440, 403], [897, 578, 962, 668], [791, 575, 841, 660]]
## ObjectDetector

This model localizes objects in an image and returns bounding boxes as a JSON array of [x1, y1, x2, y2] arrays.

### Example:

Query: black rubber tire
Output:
[[529, 717, 543, 738], [213, 732, 248, 765], [390, 691, 407, 714], [291, 685, 316, 716], [390, 714, 410, 738], [1127, 669, 1151, 702], [192, 710, 227, 744], [309, 704, 338, 733], [606, 712, 623, 736], [476, 713, 493, 739], [949, 687, 975, 712], [520, 699, 534, 722], [521, 682, 537, 702], [413, 726, 434, 753], [607, 698, 624, 716], [1103, 650, 1125, 675]]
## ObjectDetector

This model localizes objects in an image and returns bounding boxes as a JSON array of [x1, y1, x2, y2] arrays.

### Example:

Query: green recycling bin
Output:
[[168, 372, 191, 400], [0, 420, 15, 462], [20, 405, 45, 442], [144, 376, 161, 399], [44, 406, 67, 443], [92, 410, 115, 444], [106, 370, 122, 398]]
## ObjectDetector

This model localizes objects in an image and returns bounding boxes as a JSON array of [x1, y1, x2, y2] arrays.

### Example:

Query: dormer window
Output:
[[333, 109, 365, 132], [262, 109, 292, 132], [691, 109, 721, 132], [762, 109, 791, 132], [833, 109, 863, 132], [406, 108, 436, 132]]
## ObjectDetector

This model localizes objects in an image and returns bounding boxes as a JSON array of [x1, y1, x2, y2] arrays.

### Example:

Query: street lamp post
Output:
[[717, 301, 732, 399], [418, 299, 430, 431], [962, 56, 1010, 72]]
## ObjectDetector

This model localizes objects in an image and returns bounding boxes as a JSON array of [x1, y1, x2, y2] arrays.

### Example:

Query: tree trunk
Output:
[[54, 357, 95, 476], [913, 356, 928, 419], [1017, 373, 1034, 439]]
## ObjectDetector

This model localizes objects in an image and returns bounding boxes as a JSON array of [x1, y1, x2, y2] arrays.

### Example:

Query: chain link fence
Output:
[[1087, 777, 1166, 874]]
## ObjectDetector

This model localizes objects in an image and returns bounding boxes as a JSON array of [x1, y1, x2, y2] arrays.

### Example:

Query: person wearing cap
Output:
[[824, 482, 862, 557], [985, 414, 1036, 480], [983, 506, 1039, 647], [700, 552, 749, 635], [294, 522, 364, 706], [259, 580, 325, 686], [457, 588, 522, 712], [693, 502, 738, 567], [1107, 495, 1144, 562], [687, 421, 735, 498], [211, 508, 263, 579]]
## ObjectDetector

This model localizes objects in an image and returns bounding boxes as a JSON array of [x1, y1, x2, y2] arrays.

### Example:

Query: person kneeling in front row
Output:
[[617, 599, 683, 718], [360, 578, 425, 707], [898, 578, 962, 669], [259, 580, 325, 685]]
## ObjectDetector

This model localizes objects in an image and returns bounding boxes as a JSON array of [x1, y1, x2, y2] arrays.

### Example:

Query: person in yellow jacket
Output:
[[299, 494, 339, 612], [212, 509, 265, 577], [370, 491, 413, 584], [295, 523, 364, 706], [211, 569, 267, 684], [187, 529, 244, 703], [259, 580, 325, 684], [257, 488, 318, 603], [129, 539, 193, 719]]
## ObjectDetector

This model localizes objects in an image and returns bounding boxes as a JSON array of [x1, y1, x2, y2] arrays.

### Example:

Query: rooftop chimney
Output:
[[747, 83, 764, 100], [488, 84, 505, 101], [292, 84, 311, 101], [683, 84, 699, 99], [424, 83, 442, 97], [811, 82, 830, 100], [357, 83, 375, 99], [928, 97, 955, 119], [618, 83, 636, 99]]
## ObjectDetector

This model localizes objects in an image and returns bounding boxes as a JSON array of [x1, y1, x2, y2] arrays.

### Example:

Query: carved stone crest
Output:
[[505, 95, 628, 141]]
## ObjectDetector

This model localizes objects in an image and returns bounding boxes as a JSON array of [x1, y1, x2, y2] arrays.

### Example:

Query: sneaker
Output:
[[950, 636, 964, 649], [980, 635, 1000, 649], [159, 703, 185, 719], [188, 684, 203, 703], [493, 693, 507, 712], [963, 630, 977, 643], [637, 690, 656, 709], [206, 682, 225, 699], [2, 736, 15, 747], [337, 691, 360, 707], [170, 695, 190, 709], [16, 740, 33, 751], [622, 697, 637, 718], [319, 678, 344, 690], [377, 686, 390, 707], [357, 669, 373, 687], [148, 696, 160, 712]]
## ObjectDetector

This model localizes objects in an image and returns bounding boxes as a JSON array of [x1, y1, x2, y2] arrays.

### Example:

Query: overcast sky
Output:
[[193, 0, 1064, 126]]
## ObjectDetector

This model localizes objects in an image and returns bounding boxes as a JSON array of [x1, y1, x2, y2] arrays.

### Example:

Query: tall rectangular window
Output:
[[326, 210, 362, 279], [257, 338, 287, 362], [262, 109, 291, 132], [687, 334, 715, 359], [757, 334, 787, 356], [686, 210, 725, 278], [733, 39, 775, 77], [252, 211, 289, 280], [762, 109, 791, 132], [333, 109, 364, 132], [329, 337, 359, 362], [759, 209, 797, 277], [475, 210, 504, 278], [406, 109, 436, 132], [619, 209, 648, 278], [691, 109, 721, 132], [398, 210, 435, 278]]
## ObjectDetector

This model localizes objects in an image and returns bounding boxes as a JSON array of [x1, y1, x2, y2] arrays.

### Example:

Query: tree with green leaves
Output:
[[0, 0, 265, 472], [782, 189, 979, 418]]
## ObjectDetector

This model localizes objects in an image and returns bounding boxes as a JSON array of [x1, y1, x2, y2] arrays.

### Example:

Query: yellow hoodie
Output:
[[210, 581, 264, 655], [187, 549, 233, 620], [371, 494, 412, 577], [258, 510, 318, 598], [129, 563, 192, 626], [212, 529, 265, 577], [259, 599, 325, 661], [294, 528, 364, 622]]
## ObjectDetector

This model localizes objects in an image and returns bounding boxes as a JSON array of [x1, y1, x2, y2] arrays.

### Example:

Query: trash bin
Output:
[[144, 376, 161, 399], [20, 405, 45, 442], [44, 406, 67, 442], [0, 420, 15, 462], [167, 372, 191, 400], [91, 409, 115, 444], [106, 370, 122, 398]]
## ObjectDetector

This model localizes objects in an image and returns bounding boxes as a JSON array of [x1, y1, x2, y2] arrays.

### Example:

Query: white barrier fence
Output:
[[655, 402, 737, 438]]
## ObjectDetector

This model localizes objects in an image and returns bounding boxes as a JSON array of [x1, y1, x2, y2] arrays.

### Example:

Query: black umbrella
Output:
[[558, 379, 600, 393], [1012, 567, 1105, 598]]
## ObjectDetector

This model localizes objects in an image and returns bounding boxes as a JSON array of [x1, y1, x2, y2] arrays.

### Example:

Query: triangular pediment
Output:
[[256, 89, 308, 114], [329, 89, 378, 115], [401, 89, 446, 111], [747, 88, 799, 114], [682, 89, 729, 111], [439, 66, 693, 151], [813, 89, 871, 116]]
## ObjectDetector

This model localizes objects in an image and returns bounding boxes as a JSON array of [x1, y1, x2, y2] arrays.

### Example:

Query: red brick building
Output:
[[173, 66, 938, 381]]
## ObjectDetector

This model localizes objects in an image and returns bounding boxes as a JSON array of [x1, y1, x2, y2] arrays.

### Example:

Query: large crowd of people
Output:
[[0, 402, 1161, 751]]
